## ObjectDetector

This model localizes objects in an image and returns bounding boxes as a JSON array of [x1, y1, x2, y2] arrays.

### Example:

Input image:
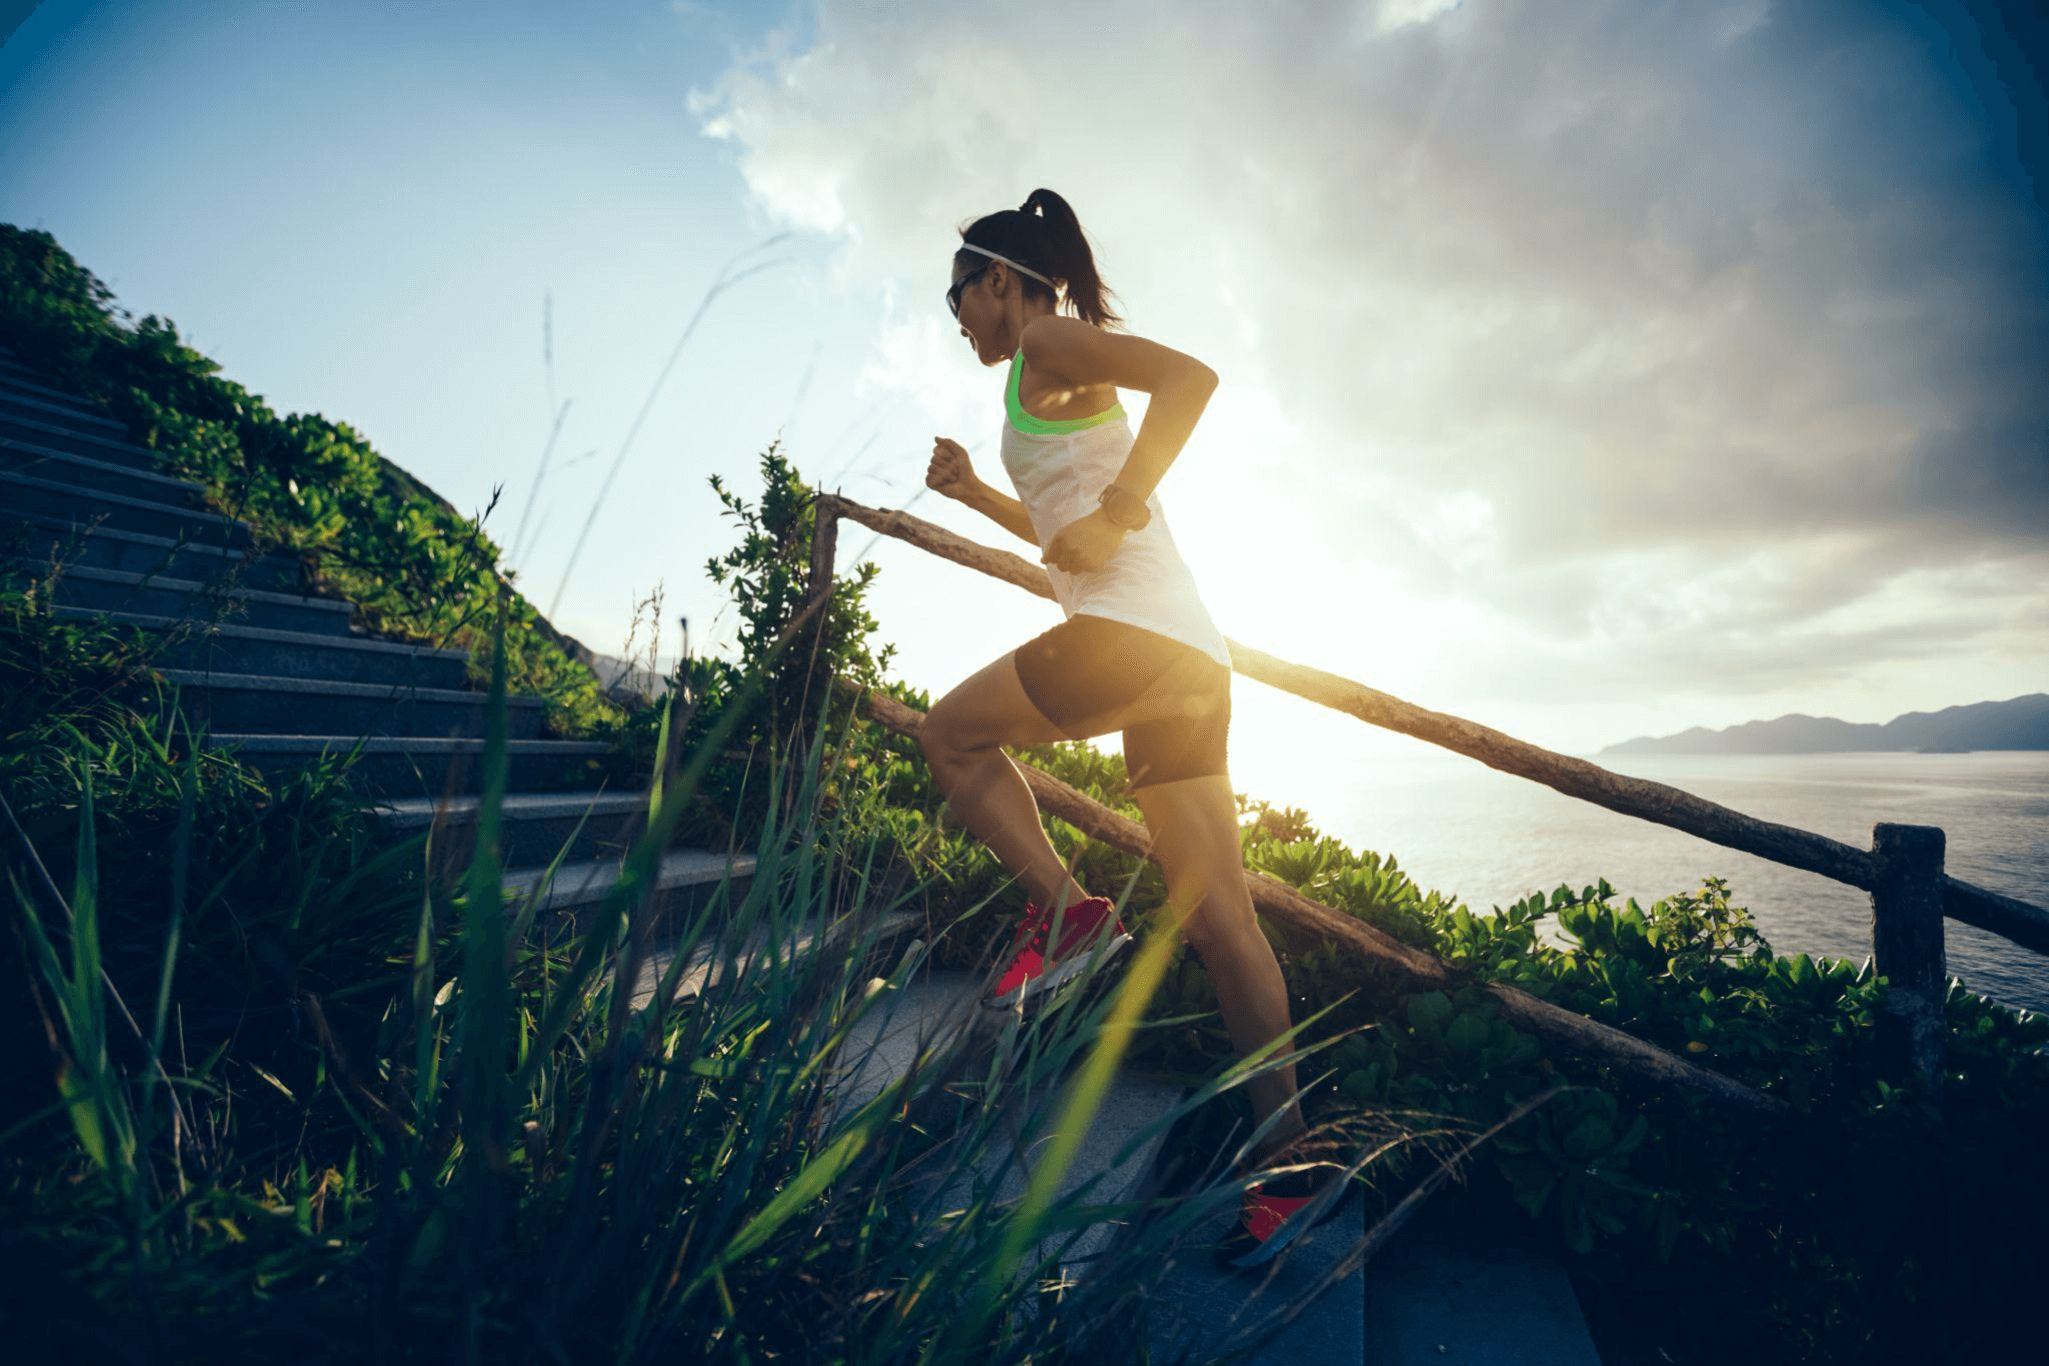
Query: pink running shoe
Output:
[[983, 895, 1132, 1009]]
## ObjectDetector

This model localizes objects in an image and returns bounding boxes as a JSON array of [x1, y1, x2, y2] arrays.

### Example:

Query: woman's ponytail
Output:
[[1020, 188, 1123, 330], [957, 188, 1124, 329]]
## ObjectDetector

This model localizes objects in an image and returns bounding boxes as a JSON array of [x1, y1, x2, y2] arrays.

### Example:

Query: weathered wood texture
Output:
[[835, 678, 1792, 1119], [1940, 878, 2049, 957], [825, 495, 1056, 602], [815, 495, 2049, 959], [1871, 824, 1948, 1088], [808, 497, 840, 603]]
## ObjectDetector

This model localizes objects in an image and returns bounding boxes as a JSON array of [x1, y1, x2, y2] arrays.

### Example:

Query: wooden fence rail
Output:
[[835, 678, 1791, 1120], [806, 492, 2049, 1098]]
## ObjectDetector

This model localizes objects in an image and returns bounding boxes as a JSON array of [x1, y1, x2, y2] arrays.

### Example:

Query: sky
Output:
[[3, 0, 2045, 823]]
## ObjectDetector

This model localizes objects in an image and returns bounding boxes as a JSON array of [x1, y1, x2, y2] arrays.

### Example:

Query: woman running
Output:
[[920, 188, 1346, 1269]]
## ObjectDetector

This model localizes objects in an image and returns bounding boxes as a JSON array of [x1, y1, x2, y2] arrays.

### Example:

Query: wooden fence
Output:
[[802, 492, 2049, 1119]]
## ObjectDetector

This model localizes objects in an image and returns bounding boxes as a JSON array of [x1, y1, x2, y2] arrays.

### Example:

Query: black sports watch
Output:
[[1096, 482, 1152, 531]]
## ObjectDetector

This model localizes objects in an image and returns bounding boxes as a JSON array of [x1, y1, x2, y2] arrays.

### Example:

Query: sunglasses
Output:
[[946, 260, 992, 319]]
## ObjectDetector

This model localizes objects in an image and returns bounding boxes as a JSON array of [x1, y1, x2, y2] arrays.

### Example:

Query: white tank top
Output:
[[997, 349, 1233, 670]]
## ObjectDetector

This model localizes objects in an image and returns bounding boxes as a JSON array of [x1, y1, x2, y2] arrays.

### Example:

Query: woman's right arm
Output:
[[929, 438, 1041, 548], [959, 484, 1042, 547]]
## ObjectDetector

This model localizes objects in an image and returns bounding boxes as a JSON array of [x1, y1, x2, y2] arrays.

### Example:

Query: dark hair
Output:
[[956, 188, 1124, 330]]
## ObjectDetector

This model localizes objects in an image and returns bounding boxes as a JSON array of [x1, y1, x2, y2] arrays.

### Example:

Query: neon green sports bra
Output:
[[1006, 349, 1126, 434]]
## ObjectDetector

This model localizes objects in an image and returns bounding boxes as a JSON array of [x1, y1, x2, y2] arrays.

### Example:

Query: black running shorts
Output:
[[1012, 613, 1231, 791]]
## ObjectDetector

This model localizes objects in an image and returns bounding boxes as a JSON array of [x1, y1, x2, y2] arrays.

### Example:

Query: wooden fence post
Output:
[[797, 496, 840, 759], [807, 494, 840, 611], [1870, 822, 1947, 1094]]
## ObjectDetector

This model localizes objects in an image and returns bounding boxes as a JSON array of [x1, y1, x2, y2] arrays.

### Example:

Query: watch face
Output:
[[1101, 485, 1141, 524]]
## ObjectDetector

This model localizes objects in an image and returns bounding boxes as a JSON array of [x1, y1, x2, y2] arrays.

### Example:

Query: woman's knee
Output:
[[919, 691, 997, 768], [1170, 882, 1260, 959], [918, 703, 964, 765]]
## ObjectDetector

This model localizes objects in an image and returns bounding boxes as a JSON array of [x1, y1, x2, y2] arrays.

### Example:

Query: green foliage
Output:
[[0, 223, 618, 737], [2, 605, 1283, 1365], [0, 573, 437, 1186], [1208, 854, 2049, 1361], [591, 441, 903, 851]]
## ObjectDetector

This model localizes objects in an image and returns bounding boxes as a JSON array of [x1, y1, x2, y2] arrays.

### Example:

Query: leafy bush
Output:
[[0, 567, 438, 1194], [590, 440, 902, 852]]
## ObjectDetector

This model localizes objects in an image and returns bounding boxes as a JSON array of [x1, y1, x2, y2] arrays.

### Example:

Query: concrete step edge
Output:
[[1, 467, 252, 534], [0, 432, 206, 494], [158, 668, 543, 708], [0, 382, 132, 431], [31, 561, 353, 615], [509, 846, 764, 918], [617, 905, 922, 1008], [0, 405, 171, 467], [203, 734, 610, 755], [0, 409, 174, 466], [52, 605, 471, 661], [1, 508, 301, 576], [376, 791, 646, 829]]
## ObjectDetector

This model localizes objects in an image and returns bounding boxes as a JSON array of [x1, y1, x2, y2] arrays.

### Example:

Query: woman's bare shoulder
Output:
[[1019, 315, 1213, 394]]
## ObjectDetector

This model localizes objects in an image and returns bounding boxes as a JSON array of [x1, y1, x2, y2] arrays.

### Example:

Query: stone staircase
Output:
[[822, 960, 1609, 1364], [0, 340, 752, 931]]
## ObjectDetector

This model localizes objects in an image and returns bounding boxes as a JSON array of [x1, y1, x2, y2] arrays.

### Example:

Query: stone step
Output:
[[53, 605, 472, 689], [825, 967, 993, 1122], [0, 377, 135, 435], [35, 562, 353, 636], [0, 405, 168, 474], [1, 509, 304, 593], [817, 961, 1390, 1362], [2, 467, 254, 549], [161, 669, 546, 742], [0, 346, 54, 378], [517, 846, 779, 946], [1139, 1185, 1367, 1363], [0, 345, 764, 1078], [0, 411, 170, 475], [0, 352, 104, 397], [201, 733, 612, 799], [824, 964, 1195, 1294], [940, 1042, 1187, 1284], [1136, 1104, 1369, 1365], [0, 427, 195, 500], [376, 791, 647, 869], [1359, 1180, 1603, 1365], [0, 352, 59, 388], [615, 904, 923, 1008], [1138, 1102, 1607, 1366]]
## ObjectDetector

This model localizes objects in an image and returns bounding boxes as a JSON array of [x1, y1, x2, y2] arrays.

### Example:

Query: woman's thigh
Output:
[[1122, 653, 1230, 791], [1010, 614, 1220, 742], [921, 648, 1076, 754]]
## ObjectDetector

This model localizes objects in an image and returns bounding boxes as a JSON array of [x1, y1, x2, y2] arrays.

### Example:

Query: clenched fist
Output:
[[927, 436, 983, 503]]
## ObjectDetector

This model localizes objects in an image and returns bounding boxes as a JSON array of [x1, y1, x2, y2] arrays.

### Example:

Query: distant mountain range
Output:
[[588, 649, 669, 701], [1601, 693, 2049, 757]]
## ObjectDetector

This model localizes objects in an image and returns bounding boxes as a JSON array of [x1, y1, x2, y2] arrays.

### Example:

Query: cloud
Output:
[[689, 0, 2049, 707]]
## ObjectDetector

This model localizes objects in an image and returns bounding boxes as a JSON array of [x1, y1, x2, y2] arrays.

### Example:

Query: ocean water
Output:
[[1287, 749, 2049, 1017]]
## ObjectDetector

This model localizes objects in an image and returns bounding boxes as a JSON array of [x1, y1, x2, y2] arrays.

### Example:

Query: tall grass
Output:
[[6, 574, 1498, 1365]]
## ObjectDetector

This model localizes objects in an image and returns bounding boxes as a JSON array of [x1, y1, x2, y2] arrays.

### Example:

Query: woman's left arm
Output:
[[1019, 315, 1218, 502]]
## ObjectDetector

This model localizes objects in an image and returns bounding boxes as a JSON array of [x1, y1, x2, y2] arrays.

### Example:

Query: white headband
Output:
[[959, 242, 1056, 289]]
